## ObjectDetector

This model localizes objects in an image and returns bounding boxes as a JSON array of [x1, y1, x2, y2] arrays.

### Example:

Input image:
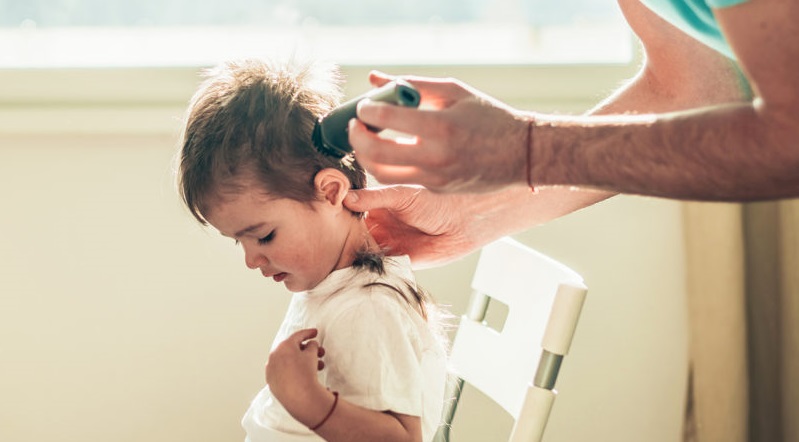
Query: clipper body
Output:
[[312, 80, 421, 158]]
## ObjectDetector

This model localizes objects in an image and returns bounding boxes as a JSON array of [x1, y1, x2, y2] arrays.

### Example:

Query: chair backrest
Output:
[[437, 237, 587, 442]]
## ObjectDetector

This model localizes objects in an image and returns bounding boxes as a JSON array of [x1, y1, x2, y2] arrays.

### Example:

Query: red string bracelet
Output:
[[526, 118, 537, 193], [310, 391, 339, 431]]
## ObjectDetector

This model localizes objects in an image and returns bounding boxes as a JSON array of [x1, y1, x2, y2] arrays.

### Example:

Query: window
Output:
[[0, 1, 638, 136], [0, 0, 632, 67]]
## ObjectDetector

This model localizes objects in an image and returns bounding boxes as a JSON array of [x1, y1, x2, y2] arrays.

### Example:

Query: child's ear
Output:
[[313, 168, 350, 207]]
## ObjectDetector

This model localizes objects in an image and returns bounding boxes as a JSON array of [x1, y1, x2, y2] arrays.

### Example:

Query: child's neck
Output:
[[333, 216, 380, 271]]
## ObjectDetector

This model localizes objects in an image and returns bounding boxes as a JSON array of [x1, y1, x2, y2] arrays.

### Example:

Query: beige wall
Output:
[[0, 63, 687, 442]]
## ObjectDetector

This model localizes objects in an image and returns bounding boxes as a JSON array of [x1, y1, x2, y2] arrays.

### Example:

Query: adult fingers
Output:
[[349, 118, 445, 167], [343, 185, 423, 213], [369, 70, 470, 107], [350, 132, 450, 187], [356, 101, 446, 138], [362, 165, 431, 188], [368, 70, 394, 87]]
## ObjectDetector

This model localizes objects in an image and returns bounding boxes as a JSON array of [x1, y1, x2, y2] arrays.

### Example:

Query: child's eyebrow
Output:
[[234, 223, 267, 238]]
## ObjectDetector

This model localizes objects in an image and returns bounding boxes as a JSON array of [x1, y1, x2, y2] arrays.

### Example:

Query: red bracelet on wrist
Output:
[[310, 391, 339, 431], [526, 118, 538, 193]]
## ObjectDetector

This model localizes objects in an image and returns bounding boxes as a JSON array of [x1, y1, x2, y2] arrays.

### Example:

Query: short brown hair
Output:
[[178, 58, 366, 224]]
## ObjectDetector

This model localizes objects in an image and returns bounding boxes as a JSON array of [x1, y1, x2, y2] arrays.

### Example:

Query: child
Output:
[[177, 58, 448, 442]]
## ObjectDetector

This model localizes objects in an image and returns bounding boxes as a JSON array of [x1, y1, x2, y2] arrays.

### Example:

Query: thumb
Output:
[[369, 71, 469, 107], [368, 70, 395, 88], [344, 186, 420, 213], [343, 189, 368, 212]]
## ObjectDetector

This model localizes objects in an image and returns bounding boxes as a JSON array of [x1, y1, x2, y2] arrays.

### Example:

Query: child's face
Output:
[[204, 184, 353, 292]]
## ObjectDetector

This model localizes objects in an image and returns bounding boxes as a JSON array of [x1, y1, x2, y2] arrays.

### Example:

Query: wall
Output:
[[0, 63, 687, 442]]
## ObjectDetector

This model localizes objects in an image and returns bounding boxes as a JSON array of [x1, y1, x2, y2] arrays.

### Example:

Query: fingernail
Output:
[[345, 191, 359, 203]]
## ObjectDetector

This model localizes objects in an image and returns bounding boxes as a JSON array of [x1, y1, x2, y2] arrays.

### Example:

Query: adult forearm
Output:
[[449, 67, 696, 246], [457, 64, 703, 244], [533, 101, 799, 201], [460, 186, 607, 247], [524, 0, 799, 202]]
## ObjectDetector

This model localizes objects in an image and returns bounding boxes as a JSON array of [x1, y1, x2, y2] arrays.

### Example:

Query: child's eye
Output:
[[258, 231, 275, 245]]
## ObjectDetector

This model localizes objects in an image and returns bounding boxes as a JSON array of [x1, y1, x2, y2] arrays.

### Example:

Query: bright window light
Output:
[[0, 0, 632, 67]]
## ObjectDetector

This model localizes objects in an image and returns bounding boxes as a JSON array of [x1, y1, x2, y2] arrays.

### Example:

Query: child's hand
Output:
[[266, 328, 327, 414]]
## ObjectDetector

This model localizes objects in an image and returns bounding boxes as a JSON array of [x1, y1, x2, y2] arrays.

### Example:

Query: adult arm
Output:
[[534, 0, 798, 201], [351, 0, 798, 201], [345, 185, 607, 268], [345, 0, 755, 267]]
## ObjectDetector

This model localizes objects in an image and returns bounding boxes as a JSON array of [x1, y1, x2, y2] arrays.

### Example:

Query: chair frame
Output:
[[434, 237, 587, 442]]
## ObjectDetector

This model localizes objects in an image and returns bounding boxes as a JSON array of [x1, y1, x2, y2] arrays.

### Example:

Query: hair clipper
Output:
[[312, 79, 421, 158]]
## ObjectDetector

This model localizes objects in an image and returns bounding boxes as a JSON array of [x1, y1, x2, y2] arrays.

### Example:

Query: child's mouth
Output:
[[273, 272, 288, 282]]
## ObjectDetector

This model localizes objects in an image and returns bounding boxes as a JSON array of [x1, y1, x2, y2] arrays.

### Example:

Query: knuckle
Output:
[[434, 116, 457, 140], [443, 77, 466, 94]]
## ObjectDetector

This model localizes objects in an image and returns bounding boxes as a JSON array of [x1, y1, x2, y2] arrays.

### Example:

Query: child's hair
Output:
[[178, 58, 365, 225], [177, 57, 435, 318]]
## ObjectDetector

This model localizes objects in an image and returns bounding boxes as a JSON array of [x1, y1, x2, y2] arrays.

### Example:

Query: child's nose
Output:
[[243, 246, 267, 270]]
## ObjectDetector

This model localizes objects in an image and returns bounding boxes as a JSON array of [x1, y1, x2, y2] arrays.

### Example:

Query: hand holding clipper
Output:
[[312, 79, 421, 158]]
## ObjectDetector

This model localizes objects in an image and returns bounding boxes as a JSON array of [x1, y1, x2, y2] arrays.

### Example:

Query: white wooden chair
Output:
[[435, 237, 588, 442]]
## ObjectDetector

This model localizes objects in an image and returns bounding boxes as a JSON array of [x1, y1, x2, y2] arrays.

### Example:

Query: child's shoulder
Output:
[[319, 267, 412, 312], [322, 288, 422, 344], [328, 276, 411, 313], [329, 254, 414, 297], [312, 254, 424, 323]]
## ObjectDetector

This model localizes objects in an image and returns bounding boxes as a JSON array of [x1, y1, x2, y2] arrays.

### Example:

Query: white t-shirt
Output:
[[242, 256, 448, 442]]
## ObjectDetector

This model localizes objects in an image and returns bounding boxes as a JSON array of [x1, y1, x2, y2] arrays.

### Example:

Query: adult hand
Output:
[[350, 71, 531, 194], [344, 186, 483, 268], [265, 328, 326, 412], [345, 184, 613, 269]]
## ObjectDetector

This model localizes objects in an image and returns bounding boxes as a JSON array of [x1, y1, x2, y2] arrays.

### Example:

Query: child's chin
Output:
[[283, 277, 322, 293], [281, 279, 306, 292]]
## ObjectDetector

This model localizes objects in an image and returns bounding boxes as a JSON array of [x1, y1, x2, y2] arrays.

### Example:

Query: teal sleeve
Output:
[[641, 0, 747, 59], [706, 0, 749, 7]]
